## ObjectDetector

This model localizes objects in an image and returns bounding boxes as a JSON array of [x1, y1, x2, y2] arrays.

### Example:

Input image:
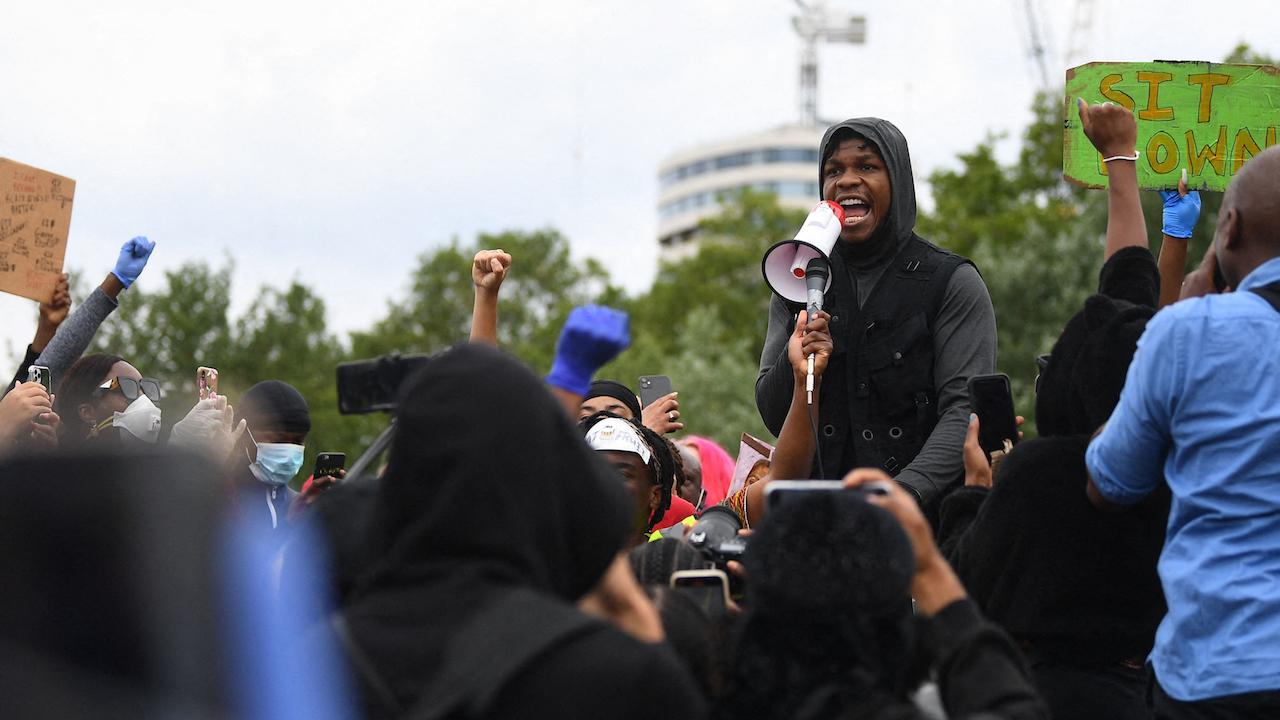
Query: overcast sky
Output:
[[0, 0, 1272, 365]]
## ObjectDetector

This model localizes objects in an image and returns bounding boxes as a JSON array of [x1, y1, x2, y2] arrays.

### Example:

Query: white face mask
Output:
[[112, 394, 163, 444]]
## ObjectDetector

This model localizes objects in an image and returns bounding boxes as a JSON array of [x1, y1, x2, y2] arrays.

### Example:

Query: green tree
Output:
[[350, 228, 621, 373]]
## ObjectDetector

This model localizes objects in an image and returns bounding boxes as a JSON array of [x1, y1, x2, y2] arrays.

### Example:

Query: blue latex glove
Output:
[[546, 305, 631, 396], [1158, 189, 1201, 239], [112, 236, 156, 288]]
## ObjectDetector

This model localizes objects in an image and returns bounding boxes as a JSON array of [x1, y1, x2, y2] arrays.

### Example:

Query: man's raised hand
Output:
[[1078, 98, 1138, 159], [472, 249, 512, 293]]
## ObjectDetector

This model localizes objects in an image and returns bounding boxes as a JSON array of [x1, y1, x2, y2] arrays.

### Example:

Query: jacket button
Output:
[[861, 429, 875, 441], [822, 424, 837, 437], [892, 351, 903, 361], [889, 426, 904, 439], [832, 314, 840, 323], [856, 382, 868, 393]]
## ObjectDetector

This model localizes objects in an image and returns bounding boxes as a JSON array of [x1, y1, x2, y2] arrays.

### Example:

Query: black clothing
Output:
[[1150, 679, 1280, 719], [937, 247, 1169, 720], [824, 237, 971, 481], [1035, 246, 1159, 437], [340, 344, 704, 719], [6, 343, 41, 394], [757, 118, 995, 503]]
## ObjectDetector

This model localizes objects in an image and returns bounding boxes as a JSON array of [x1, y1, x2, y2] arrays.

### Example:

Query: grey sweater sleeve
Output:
[[895, 264, 997, 502], [35, 288, 119, 385], [754, 294, 796, 437]]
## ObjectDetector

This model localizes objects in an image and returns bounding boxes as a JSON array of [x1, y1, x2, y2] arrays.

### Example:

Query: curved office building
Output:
[[657, 123, 824, 261]]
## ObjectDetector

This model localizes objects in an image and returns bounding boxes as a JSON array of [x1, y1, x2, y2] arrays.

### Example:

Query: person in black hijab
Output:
[[337, 343, 705, 719], [756, 118, 997, 507]]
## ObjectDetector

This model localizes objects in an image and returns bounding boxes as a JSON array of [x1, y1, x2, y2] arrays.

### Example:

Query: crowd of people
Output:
[[1, 98, 1278, 720]]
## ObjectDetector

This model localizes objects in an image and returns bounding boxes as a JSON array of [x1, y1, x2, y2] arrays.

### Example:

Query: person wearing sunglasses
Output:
[[53, 353, 164, 447]]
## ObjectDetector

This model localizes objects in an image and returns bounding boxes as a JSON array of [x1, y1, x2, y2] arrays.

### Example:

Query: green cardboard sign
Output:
[[1063, 61, 1280, 191]]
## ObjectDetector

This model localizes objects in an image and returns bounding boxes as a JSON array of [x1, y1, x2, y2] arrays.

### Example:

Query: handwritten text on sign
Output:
[[1063, 62, 1280, 191], [0, 159, 75, 303]]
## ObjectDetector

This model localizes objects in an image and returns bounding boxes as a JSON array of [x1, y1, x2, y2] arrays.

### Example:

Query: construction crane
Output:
[[793, 0, 867, 126], [1020, 0, 1054, 89]]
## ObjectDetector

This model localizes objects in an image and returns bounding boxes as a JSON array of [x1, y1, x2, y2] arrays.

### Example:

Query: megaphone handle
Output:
[[806, 353, 815, 405]]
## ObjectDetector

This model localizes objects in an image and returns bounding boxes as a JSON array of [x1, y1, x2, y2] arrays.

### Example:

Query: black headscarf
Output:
[[585, 379, 643, 420], [1035, 295, 1154, 437], [340, 344, 635, 715], [365, 343, 632, 600], [819, 118, 918, 270]]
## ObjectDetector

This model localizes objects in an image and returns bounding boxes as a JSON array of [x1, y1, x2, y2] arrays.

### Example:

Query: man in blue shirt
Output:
[[1086, 146, 1280, 717]]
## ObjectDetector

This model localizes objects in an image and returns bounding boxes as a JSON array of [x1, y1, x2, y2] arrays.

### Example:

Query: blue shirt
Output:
[[1086, 257, 1280, 701]]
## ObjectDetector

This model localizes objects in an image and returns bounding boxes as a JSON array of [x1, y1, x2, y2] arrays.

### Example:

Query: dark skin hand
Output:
[[34, 273, 71, 352], [1180, 242, 1227, 300]]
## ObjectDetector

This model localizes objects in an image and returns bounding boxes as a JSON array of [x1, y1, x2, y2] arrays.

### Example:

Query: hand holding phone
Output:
[[966, 373, 1018, 456], [313, 452, 346, 480]]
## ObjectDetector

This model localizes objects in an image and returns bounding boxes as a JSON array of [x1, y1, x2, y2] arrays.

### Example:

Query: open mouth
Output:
[[838, 197, 871, 225]]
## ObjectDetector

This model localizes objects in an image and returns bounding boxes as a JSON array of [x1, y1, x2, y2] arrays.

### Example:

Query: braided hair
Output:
[[581, 411, 675, 532]]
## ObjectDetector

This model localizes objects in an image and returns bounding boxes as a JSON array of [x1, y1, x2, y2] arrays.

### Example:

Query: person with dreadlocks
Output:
[[583, 412, 677, 548]]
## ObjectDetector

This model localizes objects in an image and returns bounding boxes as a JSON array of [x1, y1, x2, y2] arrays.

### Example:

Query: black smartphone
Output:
[[313, 452, 346, 480], [637, 375, 673, 409], [967, 373, 1019, 455], [670, 569, 730, 619]]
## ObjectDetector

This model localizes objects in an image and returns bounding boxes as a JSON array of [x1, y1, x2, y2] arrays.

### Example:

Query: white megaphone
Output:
[[761, 200, 846, 303]]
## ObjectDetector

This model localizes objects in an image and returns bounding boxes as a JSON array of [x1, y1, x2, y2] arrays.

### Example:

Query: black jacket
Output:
[[339, 344, 705, 719]]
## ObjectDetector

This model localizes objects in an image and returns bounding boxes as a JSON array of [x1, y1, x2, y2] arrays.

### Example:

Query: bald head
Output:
[[1216, 146, 1280, 287]]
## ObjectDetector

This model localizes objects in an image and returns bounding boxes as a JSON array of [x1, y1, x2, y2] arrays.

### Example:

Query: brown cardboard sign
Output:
[[0, 158, 75, 302]]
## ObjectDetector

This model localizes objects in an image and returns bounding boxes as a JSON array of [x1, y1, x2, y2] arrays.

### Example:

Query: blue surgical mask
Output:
[[250, 443, 306, 487]]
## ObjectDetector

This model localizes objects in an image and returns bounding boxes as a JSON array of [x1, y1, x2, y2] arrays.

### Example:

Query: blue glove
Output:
[[1158, 189, 1201, 239], [546, 305, 630, 396], [112, 236, 156, 288]]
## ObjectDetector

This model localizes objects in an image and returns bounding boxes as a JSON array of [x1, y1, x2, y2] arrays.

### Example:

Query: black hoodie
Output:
[[756, 118, 997, 502], [340, 344, 705, 719]]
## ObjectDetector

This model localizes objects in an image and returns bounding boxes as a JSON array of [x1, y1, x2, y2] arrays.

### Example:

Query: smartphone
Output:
[[313, 452, 346, 480], [670, 569, 730, 619], [27, 365, 51, 393], [197, 366, 219, 400], [764, 479, 891, 512], [967, 373, 1019, 455], [637, 375, 673, 409]]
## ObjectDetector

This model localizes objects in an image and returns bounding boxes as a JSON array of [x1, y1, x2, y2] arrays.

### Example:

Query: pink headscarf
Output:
[[684, 436, 735, 507]]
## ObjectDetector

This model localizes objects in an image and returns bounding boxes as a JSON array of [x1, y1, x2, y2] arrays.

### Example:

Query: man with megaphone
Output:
[[756, 118, 997, 511]]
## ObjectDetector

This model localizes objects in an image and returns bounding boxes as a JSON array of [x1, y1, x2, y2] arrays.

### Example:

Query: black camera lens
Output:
[[688, 505, 742, 551]]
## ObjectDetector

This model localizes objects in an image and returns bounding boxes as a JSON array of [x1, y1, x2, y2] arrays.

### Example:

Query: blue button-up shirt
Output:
[[1086, 256, 1280, 701]]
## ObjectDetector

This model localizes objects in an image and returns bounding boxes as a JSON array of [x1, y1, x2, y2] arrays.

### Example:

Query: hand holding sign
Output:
[[111, 236, 156, 288], [1078, 97, 1138, 159]]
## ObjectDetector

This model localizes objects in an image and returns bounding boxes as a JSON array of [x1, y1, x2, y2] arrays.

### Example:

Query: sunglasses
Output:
[[94, 376, 163, 402]]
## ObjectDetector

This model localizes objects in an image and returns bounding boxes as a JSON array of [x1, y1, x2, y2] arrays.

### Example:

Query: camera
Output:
[[687, 505, 746, 569], [336, 353, 435, 415]]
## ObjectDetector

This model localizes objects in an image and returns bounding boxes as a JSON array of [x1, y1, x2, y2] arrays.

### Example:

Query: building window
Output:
[[659, 147, 820, 188]]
